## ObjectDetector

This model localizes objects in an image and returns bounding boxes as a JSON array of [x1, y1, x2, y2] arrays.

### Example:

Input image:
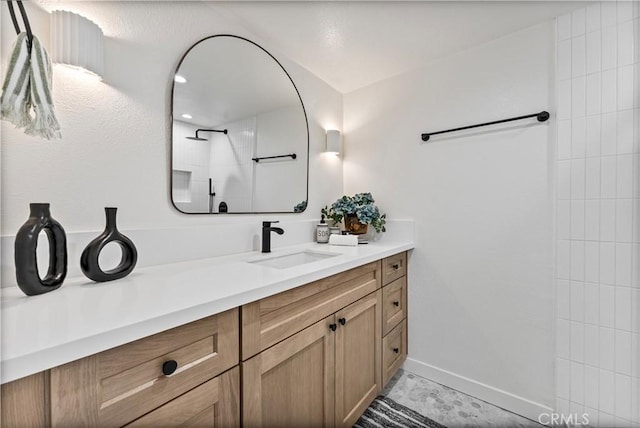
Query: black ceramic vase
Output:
[[80, 207, 138, 282], [15, 203, 68, 296]]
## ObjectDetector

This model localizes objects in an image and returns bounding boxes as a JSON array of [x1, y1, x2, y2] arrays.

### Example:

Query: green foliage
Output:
[[322, 192, 386, 233]]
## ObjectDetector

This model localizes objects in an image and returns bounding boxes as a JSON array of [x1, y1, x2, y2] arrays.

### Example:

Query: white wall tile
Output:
[[602, 112, 619, 155], [617, 1, 633, 23], [586, 116, 602, 157], [602, 26, 618, 70], [632, 332, 640, 375], [634, 199, 640, 243], [572, 158, 587, 199], [600, 156, 617, 198], [573, 116, 587, 158], [617, 109, 634, 153], [558, 119, 572, 160], [615, 285, 633, 330], [602, 69, 618, 113], [618, 65, 635, 111], [573, 35, 587, 78], [559, 79, 573, 120], [615, 329, 632, 374], [587, 73, 602, 116], [558, 199, 571, 240], [602, 2, 618, 27], [558, 279, 572, 320], [615, 374, 632, 421], [635, 2, 640, 19], [615, 157, 633, 200], [586, 158, 602, 199], [572, 200, 586, 240], [573, 8, 587, 37], [601, 243, 617, 285], [585, 281, 600, 324], [560, 39, 573, 81], [600, 369, 615, 414], [633, 245, 640, 287], [618, 20, 635, 67], [572, 361, 586, 403], [586, 241, 601, 281], [586, 3, 602, 32], [559, 239, 572, 279], [585, 364, 600, 409], [585, 322, 600, 366], [559, 160, 572, 200], [572, 240, 586, 281], [616, 243, 633, 286], [559, 13, 573, 41], [601, 327, 616, 369], [616, 198, 633, 242], [601, 199, 617, 241], [572, 281, 586, 322], [587, 30, 602, 74], [632, 378, 640, 424], [600, 411, 616, 428], [558, 318, 571, 359], [558, 357, 572, 399], [573, 76, 587, 118]]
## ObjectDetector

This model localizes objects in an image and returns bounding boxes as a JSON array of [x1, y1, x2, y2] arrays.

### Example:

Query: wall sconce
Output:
[[325, 130, 341, 155], [51, 10, 104, 77]]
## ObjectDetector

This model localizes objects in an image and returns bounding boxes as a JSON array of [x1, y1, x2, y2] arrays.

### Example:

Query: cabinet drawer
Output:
[[382, 276, 407, 336], [242, 261, 381, 360], [126, 366, 239, 428], [51, 309, 239, 427], [381, 252, 406, 286], [382, 320, 407, 386]]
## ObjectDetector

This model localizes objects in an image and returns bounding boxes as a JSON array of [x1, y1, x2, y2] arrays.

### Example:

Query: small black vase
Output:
[[15, 203, 68, 296], [81, 207, 138, 282]]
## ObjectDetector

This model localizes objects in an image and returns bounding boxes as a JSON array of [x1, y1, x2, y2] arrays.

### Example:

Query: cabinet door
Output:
[[334, 291, 381, 428], [242, 316, 336, 427]]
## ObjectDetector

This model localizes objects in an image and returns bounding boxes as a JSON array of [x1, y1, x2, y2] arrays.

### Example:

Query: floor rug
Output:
[[354, 395, 447, 428]]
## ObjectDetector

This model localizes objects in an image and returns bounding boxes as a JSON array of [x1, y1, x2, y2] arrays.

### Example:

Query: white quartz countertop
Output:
[[1, 240, 414, 384]]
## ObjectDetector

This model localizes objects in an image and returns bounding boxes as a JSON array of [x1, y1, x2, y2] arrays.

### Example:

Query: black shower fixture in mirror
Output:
[[171, 35, 309, 214]]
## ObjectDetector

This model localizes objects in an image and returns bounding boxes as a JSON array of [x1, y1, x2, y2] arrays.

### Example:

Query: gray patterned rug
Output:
[[354, 396, 447, 428]]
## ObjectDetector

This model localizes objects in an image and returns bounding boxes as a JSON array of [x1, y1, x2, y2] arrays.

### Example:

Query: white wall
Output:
[[0, 2, 343, 266], [554, 3, 640, 427], [344, 22, 556, 419]]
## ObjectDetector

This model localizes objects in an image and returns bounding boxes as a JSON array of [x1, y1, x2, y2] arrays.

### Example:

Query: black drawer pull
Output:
[[393, 347, 399, 354], [393, 301, 400, 307], [329, 323, 337, 332], [338, 317, 346, 325], [392, 263, 400, 270], [162, 360, 178, 376]]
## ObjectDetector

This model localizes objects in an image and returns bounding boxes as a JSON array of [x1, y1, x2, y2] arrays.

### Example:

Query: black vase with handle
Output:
[[81, 207, 138, 282], [15, 203, 68, 296]]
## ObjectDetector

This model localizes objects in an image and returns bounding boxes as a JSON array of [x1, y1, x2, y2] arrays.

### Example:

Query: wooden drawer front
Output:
[[126, 366, 239, 428], [51, 309, 239, 427], [242, 261, 381, 360], [382, 320, 407, 386], [381, 252, 407, 286], [382, 276, 407, 336]]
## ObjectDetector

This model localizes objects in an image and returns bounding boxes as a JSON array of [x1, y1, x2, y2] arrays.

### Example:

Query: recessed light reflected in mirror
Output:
[[181, 114, 192, 119], [174, 75, 187, 83]]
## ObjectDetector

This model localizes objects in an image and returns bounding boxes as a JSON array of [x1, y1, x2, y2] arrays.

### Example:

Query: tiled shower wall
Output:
[[555, 2, 639, 426]]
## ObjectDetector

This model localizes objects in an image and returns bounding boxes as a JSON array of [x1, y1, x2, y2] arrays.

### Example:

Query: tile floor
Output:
[[381, 369, 542, 427]]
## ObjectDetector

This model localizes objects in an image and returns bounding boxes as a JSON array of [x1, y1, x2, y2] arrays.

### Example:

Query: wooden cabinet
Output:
[[1, 251, 409, 428], [242, 269, 384, 428], [380, 252, 408, 386]]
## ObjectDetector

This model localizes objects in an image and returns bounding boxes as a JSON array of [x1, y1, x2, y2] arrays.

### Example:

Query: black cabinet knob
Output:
[[338, 317, 346, 325], [162, 360, 178, 376], [393, 301, 400, 307], [329, 323, 337, 332], [392, 263, 399, 270], [393, 347, 399, 354]]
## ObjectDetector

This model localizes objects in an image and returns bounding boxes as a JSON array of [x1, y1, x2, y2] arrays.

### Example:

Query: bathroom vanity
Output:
[[1, 243, 411, 427]]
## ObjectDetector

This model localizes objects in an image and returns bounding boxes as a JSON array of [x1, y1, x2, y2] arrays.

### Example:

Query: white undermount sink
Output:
[[248, 250, 339, 269]]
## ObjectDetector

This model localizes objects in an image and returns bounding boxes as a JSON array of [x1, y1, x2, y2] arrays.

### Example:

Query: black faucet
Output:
[[262, 221, 284, 253]]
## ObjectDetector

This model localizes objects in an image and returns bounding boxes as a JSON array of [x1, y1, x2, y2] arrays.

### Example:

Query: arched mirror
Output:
[[171, 35, 309, 214]]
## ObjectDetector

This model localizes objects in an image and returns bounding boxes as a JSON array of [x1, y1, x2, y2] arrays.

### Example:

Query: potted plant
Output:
[[322, 193, 386, 235]]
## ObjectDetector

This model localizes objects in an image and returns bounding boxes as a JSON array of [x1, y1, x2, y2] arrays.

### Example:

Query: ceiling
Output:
[[216, 1, 586, 93]]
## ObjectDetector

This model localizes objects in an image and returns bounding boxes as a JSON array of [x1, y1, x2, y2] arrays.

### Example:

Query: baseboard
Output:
[[402, 357, 553, 423]]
